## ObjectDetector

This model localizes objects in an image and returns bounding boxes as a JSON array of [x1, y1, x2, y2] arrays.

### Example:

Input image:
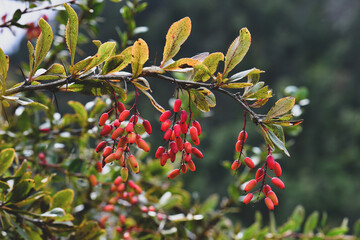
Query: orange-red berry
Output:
[[274, 161, 282, 177], [272, 177, 285, 189], [155, 146, 165, 159], [99, 113, 109, 126], [266, 154, 275, 170], [180, 121, 188, 134], [170, 141, 178, 154], [114, 176, 122, 186], [100, 124, 113, 136], [169, 150, 176, 162], [180, 110, 187, 123], [174, 99, 182, 112], [244, 179, 257, 192], [244, 157, 255, 168], [117, 136, 128, 148], [96, 141, 107, 153], [168, 169, 180, 179], [128, 155, 138, 168], [187, 160, 196, 171], [184, 153, 191, 162], [184, 141, 192, 153], [137, 139, 149, 152], [113, 119, 121, 128], [192, 121, 201, 135], [243, 193, 253, 204], [173, 124, 181, 137], [238, 130, 248, 141], [160, 153, 168, 166], [129, 115, 138, 124], [159, 110, 171, 122], [255, 168, 265, 182], [119, 110, 130, 122], [117, 102, 125, 113], [164, 129, 172, 141], [265, 197, 274, 210], [96, 161, 102, 172], [104, 204, 115, 212], [181, 164, 187, 173], [161, 119, 172, 132], [231, 160, 241, 170], [102, 146, 113, 158], [143, 120, 152, 134], [267, 190, 279, 206], [263, 184, 272, 196], [89, 174, 97, 187], [235, 140, 244, 152], [191, 147, 203, 159], [126, 122, 134, 133], [111, 127, 125, 140], [190, 126, 200, 145], [175, 137, 183, 151]]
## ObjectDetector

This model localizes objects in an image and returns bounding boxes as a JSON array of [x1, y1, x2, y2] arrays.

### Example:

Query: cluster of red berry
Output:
[[154, 99, 203, 179], [95, 101, 152, 181]]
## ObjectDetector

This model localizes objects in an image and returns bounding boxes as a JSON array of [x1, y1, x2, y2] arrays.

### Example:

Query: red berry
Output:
[[187, 160, 196, 171], [155, 146, 165, 159], [148, 206, 156, 212], [181, 164, 187, 173], [143, 120, 152, 134], [244, 157, 255, 168], [184, 141, 192, 153], [272, 177, 285, 189], [170, 141, 178, 154], [175, 137, 183, 151], [100, 124, 113, 136], [104, 204, 114, 212], [113, 119, 121, 128], [119, 110, 130, 122], [168, 169, 180, 179], [174, 99, 182, 112], [164, 129, 172, 141], [128, 132, 136, 144], [117, 102, 125, 113], [169, 150, 176, 162], [235, 140, 244, 152], [263, 184, 272, 196], [190, 126, 199, 145], [180, 110, 187, 123], [184, 153, 191, 162], [89, 174, 97, 187], [243, 193, 253, 204], [137, 139, 149, 152], [141, 206, 148, 213], [117, 136, 128, 148], [114, 176, 122, 186], [266, 154, 275, 170], [267, 190, 279, 206], [274, 161, 282, 177], [255, 168, 265, 182], [244, 179, 257, 192], [160, 153, 168, 166], [159, 110, 171, 122], [38, 152, 45, 160], [192, 121, 201, 135], [111, 127, 125, 140], [161, 119, 172, 132], [191, 147, 203, 159], [105, 153, 117, 164], [96, 161, 102, 172], [130, 115, 138, 124], [265, 197, 274, 210], [99, 113, 109, 126], [96, 141, 107, 153], [173, 124, 181, 137], [231, 160, 241, 170], [180, 121, 188, 134], [126, 122, 134, 133], [238, 130, 248, 141], [102, 146, 112, 158]]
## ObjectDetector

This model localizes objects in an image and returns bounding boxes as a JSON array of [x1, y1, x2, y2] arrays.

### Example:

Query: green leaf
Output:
[[73, 220, 106, 240], [354, 219, 360, 237], [33, 63, 66, 81], [14, 160, 28, 183], [194, 52, 224, 82], [223, 28, 251, 77], [291, 205, 305, 231], [190, 89, 209, 112], [41, 207, 65, 218], [304, 211, 319, 235], [198, 194, 219, 213], [1, 95, 49, 110], [0, 148, 15, 176], [64, 3, 79, 66], [0, 48, 8, 92], [326, 226, 348, 236], [243, 222, 260, 240], [227, 68, 264, 83], [139, 88, 165, 113], [9, 217, 32, 240], [70, 57, 94, 75], [101, 55, 125, 75], [34, 173, 55, 191], [6, 179, 34, 203], [267, 125, 290, 157], [14, 191, 46, 208], [52, 189, 74, 210], [198, 87, 216, 107], [0, 180, 10, 190], [64, 80, 127, 101], [34, 18, 53, 71], [161, 17, 192, 67], [266, 97, 295, 120], [220, 82, 253, 89], [163, 58, 202, 71], [68, 101, 88, 123], [131, 38, 149, 78], [28, 42, 35, 76], [83, 42, 116, 73]]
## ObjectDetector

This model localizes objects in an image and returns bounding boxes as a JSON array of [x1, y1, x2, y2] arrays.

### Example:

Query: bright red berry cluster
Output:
[[96, 100, 152, 181], [154, 99, 203, 178]]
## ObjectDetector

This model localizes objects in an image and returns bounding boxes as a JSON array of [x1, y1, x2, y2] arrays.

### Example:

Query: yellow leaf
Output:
[[131, 39, 149, 78]]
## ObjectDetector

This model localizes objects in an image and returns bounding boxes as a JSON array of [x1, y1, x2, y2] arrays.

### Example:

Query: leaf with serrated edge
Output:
[[131, 38, 149, 78], [64, 3, 78, 66], [228, 68, 264, 83], [161, 17, 191, 67], [194, 52, 224, 82], [34, 18, 53, 72], [266, 97, 295, 120], [138, 88, 165, 113], [223, 28, 251, 77]]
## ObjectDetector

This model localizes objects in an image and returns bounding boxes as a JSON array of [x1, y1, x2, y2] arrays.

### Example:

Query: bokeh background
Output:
[[3, 0, 360, 229]]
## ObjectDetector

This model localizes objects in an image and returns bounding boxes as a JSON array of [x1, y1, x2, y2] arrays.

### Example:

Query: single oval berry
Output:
[[137, 139, 149, 152], [159, 110, 171, 122], [235, 140, 244, 152], [266, 154, 275, 170], [103, 204, 115, 212], [111, 127, 125, 140], [173, 124, 181, 137], [99, 113, 109, 126], [128, 132, 137, 144], [105, 153, 117, 164], [174, 99, 182, 112], [184, 153, 191, 163], [265, 197, 274, 210], [243, 193, 253, 204], [244, 179, 257, 192], [126, 122, 134, 133], [130, 115, 138, 124], [102, 146, 113, 158], [192, 120, 201, 135], [113, 119, 121, 128], [169, 150, 176, 162], [175, 137, 183, 151], [128, 155, 138, 168], [272, 177, 285, 189], [187, 160, 196, 171], [244, 157, 255, 168], [143, 120, 152, 134], [164, 129, 172, 141], [190, 126, 200, 145], [155, 146, 165, 159], [121, 167, 129, 182], [180, 121, 188, 134], [238, 130, 248, 142], [168, 169, 180, 179], [255, 168, 265, 182], [274, 161, 282, 177], [100, 124, 113, 136], [267, 190, 279, 206], [231, 160, 241, 170], [117, 136, 128, 148], [184, 141, 192, 154], [89, 174, 97, 187], [160, 153, 168, 166], [181, 163, 187, 174], [170, 141, 178, 154], [119, 110, 130, 122], [96, 161, 102, 173], [113, 176, 122, 186], [263, 184, 272, 196], [96, 141, 107, 153], [180, 110, 187, 123], [161, 119, 172, 132], [117, 102, 125, 113], [191, 147, 203, 159]]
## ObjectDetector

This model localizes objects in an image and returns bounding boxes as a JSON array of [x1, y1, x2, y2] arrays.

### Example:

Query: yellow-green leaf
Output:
[[194, 52, 224, 82], [139, 88, 165, 113], [163, 58, 202, 71], [64, 3, 79, 66], [131, 38, 149, 78], [83, 41, 116, 73], [6, 179, 34, 203], [70, 57, 94, 75], [52, 189, 74, 210], [0, 148, 15, 176], [0, 48, 8, 92], [227, 68, 264, 83], [190, 89, 210, 112], [161, 17, 192, 67], [92, 40, 102, 48], [220, 82, 253, 89], [27, 41, 34, 76], [68, 100, 88, 122], [34, 18, 53, 71], [33, 64, 66, 81], [266, 97, 295, 120], [223, 27, 251, 77], [101, 55, 125, 75]]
